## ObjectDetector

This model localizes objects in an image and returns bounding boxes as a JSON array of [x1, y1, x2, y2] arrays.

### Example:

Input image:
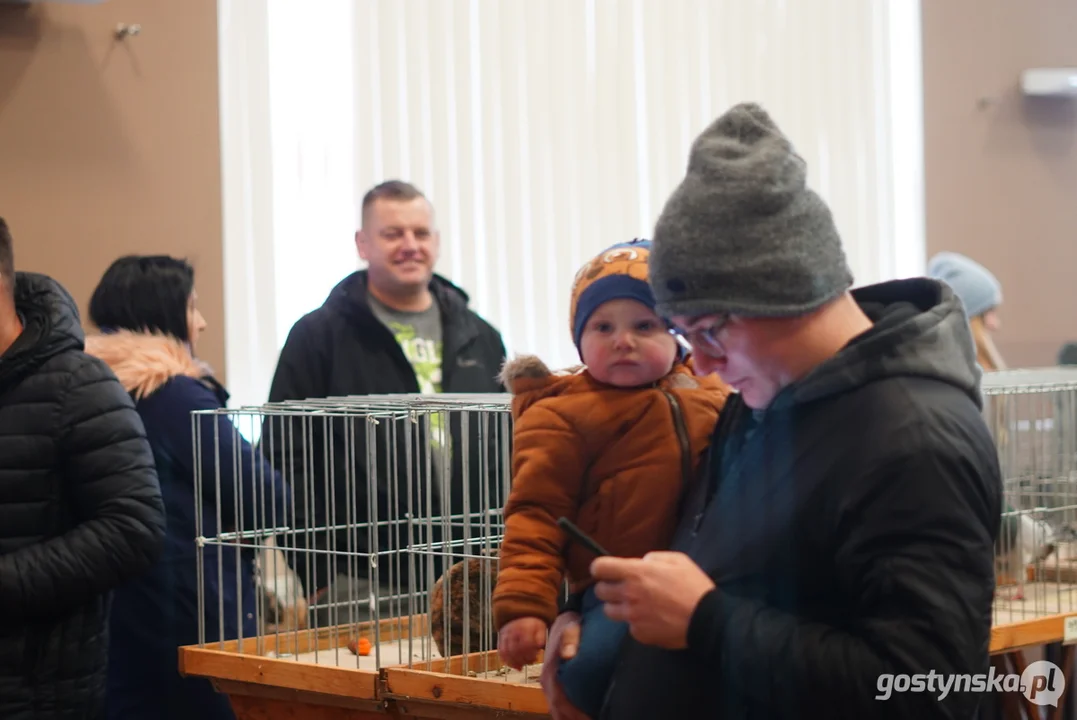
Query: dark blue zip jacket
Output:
[[85, 330, 290, 720]]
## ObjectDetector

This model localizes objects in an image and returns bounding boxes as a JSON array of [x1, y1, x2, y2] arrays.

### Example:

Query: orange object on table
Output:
[[347, 636, 372, 656]]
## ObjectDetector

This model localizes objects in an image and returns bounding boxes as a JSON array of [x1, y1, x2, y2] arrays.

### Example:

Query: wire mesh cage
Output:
[[982, 368, 1077, 626], [191, 392, 534, 682], [183, 368, 1077, 715]]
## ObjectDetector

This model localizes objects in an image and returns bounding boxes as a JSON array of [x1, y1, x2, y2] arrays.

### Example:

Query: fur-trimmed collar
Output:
[[84, 330, 213, 400], [499, 355, 582, 390], [498, 353, 725, 428]]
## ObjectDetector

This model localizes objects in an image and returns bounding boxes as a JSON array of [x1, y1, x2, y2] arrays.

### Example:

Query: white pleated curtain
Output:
[[218, 0, 924, 415]]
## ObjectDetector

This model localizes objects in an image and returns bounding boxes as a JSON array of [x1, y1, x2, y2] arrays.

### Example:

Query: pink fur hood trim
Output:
[[84, 330, 213, 400]]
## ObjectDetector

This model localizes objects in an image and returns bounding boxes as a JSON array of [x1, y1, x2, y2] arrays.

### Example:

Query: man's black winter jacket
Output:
[[599, 278, 1002, 720]]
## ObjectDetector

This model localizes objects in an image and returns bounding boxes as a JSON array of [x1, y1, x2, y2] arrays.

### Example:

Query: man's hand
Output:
[[498, 616, 547, 670], [591, 551, 716, 649], [539, 612, 593, 720]]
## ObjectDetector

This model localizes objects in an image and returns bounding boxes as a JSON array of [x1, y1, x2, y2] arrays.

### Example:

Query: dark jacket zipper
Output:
[[599, 390, 694, 718], [661, 389, 694, 496]]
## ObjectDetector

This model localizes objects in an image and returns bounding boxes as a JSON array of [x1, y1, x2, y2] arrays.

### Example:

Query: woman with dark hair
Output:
[[84, 255, 291, 720]]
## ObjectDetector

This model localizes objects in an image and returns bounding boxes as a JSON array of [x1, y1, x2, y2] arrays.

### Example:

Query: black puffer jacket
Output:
[[0, 273, 166, 720]]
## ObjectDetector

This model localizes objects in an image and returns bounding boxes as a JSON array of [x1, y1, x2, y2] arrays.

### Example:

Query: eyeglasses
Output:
[[669, 314, 731, 354]]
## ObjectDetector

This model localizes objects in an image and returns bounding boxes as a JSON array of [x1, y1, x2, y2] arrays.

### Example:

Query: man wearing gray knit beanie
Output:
[[540, 103, 1002, 720]]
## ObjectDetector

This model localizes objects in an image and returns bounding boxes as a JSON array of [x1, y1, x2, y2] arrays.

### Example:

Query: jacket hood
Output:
[[500, 354, 712, 418], [84, 330, 213, 400], [325, 270, 473, 323], [1, 272, 84, 387], [776, 277, 983, 410], [500, 355, 579, 417]]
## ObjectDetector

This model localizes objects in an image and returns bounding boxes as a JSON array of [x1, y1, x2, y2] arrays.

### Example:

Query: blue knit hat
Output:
[[926, 252, 1002, 319], [569, 239, 657, 355]]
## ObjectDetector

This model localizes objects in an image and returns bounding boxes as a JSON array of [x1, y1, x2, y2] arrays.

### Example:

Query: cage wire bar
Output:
[[191, 393, 537, 681], [983, 368, 1077, 626]]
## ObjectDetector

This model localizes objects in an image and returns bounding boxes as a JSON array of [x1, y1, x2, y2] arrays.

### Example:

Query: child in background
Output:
[[493, 239, 730, 717]]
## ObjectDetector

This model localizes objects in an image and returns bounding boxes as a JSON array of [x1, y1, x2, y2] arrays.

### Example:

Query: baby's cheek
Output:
[[583, 340, 612, 369], [646, 336, 678, 365]]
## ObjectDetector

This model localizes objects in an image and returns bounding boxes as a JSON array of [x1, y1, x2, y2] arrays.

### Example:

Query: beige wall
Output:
[[0, 0, 226, 381], [923, 0, 1077, 368]]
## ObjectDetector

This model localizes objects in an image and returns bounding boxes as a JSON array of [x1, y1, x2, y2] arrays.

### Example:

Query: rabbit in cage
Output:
[[254, 538, 310, 631], [429, 557, 499, 658], [995, 506, 1057, 601]]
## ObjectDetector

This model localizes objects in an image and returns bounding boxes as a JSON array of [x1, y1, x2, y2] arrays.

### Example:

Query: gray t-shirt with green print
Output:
[[367, 293, 444, 395], [367, 294, 448, 457]]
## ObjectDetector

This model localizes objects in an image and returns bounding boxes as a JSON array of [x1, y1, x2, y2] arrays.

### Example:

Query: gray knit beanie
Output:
[[649, 102, 854, 319], [926, 252, 1001, 319]]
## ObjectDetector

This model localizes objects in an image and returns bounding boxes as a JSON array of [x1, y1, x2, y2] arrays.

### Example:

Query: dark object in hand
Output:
[[557, 516, 610, 556]]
